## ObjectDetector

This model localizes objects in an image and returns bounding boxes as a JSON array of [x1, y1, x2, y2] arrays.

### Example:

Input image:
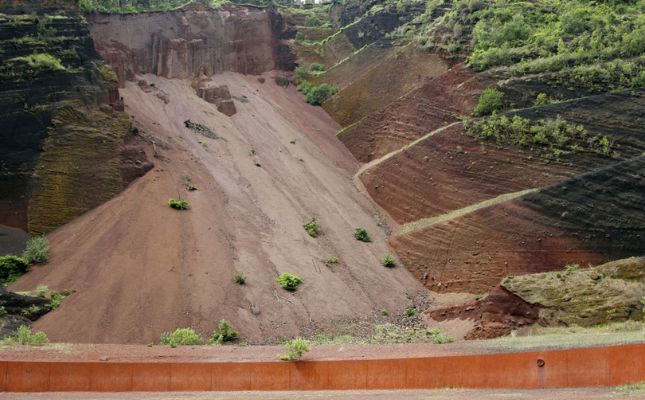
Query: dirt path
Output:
[[10, 72, 427, 344]]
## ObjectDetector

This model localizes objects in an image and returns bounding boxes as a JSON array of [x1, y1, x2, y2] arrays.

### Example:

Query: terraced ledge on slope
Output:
[[400, 188, 538, 236], [391, 155, 645, 294]]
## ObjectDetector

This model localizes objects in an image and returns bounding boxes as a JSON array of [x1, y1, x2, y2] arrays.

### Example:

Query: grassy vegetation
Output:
[[311, 324, 453, 345], [324, 256, 339, 265], [353, 227, 371, 243], [464, 114, 614, 159], [279, 337, 310, 361], [211, 320, 238, 345], [303, 217, 319, 237], [10, 54, 66, 72], [276, 272, 302, 291], [480, 321, 645, 351], [168, 198, 189, 210], [1, 326, 49, 346], [22, 236, 49, 264], [17, 285, 73, 310], [297, 82, 338, 106], [160, 328, 203, 347]]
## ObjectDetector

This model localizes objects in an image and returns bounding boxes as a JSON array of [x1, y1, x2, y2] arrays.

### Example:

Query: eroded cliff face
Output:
[[0, 0, 150, 240], [88, 4, 295, 86]]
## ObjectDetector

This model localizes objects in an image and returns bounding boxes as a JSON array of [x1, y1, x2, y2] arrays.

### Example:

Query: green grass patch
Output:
[[1, 326, 49, 346], [22, 236, 49, 264], [160, 328, 203, 348], [211, 320, 238, 345], [303, 217, 319, 238], [276, 272, 302, 291], [279, 337, 310, 361], [168, 199, 189, 210], [354, 228, 371, 243]]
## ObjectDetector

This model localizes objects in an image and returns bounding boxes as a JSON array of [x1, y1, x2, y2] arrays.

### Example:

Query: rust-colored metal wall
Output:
[[3, 344, 645, 392]]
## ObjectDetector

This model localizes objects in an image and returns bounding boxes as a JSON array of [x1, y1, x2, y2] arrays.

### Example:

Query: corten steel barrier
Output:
[[2, 343, 645, 392]]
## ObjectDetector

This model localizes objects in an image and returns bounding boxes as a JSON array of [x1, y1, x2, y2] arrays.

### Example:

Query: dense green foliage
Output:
[[22, 236, 49, 264], [408, 0, 645, 91], [353, 227, 371, 242], [0, 256, 29, 285], [211, 320, 238, 344], [279, 337, 310, 361], [1, 326, 49, 346], [10, 54, 66, 73], [464, 114, 614, 159], [160, 328, 203, 347], [78, 0, 310, 13], [474, 87, 504, 116], [276, 272, 302, 291], [303, 217, 319, 237], [298, 83, 337, 106]]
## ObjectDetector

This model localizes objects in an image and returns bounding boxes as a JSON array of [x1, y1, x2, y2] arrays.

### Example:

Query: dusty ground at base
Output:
[[0, 388, 642, 400], [10, 71, 428, 345]]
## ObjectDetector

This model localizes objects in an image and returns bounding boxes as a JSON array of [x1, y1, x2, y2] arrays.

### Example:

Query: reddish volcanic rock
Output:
[[88, 6, 294, 86]]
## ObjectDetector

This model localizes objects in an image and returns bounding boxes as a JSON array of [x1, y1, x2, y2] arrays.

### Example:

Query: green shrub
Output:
[[380, 308, 390, 316], [533, 92, 550, 106], [279, 337, 310, 361], [324, 256, 339, 265], [474, 88, 504, 116], [310, 63, 326, 72], [382, 254, 396, 268], [429, 328, 454, 344], [305, 15, 323, 27], [211, 320, 238, 345], [233, 272, 246, 285], [305, 84, 337, 106], [303, 217, 319, 237], [1, 325, 49, 346], [276, 272, 302, 291], [22, 236, 49, 264], [297, 80, 313, 94], [405, 307, 416, 317], [20, 285, 72, 310], [0, 256, 29, 284], [354, 228, 371, 243], [159, 328, 203, 348], [168, 198, 189, 210]]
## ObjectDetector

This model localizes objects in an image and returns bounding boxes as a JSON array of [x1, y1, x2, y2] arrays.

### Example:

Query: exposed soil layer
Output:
[[88, 5, 294, 86], [322, 45, 449, 128], [392, 155, 645, 294], [11, 72, 426, 344], [338, 64, 481, 163]]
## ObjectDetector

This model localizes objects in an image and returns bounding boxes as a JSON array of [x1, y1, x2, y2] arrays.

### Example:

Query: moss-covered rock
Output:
[[502, 257, 645, 327]]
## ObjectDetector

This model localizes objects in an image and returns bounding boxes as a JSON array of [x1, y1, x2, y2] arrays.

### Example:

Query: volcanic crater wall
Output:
[[88, 4, 295, 86]]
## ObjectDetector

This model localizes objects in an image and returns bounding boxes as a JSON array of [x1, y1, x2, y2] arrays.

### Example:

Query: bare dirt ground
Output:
[[0, 388, 641, 400], [10, 72, 427, 345]]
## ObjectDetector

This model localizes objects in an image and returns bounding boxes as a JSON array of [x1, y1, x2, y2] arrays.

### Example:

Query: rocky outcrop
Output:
[[428, 257, 645, 339], [88, 4, 295, 86], [0, 0, 151, 236], [0, 287, 51, 339], [193, 78, 236, 116]]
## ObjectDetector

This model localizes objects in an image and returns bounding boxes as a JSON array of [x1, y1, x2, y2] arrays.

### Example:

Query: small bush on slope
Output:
[[211, 320, 238, 345], [168, 199, 189, 210], [276, 273, 302, 291], [306, 84, 338, 106], [303, 217, 319, 237], [160, 328, 203, 347], [279, 337, 310, 361], [1, 326, 49, 346], [474, 88, 504, 116], [382, 254, 397, 268], [233, 272, 247, 284], [354, 228, 371, 242], [22, 236, 49, 264]]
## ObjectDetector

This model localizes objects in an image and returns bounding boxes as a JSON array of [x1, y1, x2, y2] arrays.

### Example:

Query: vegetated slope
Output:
[[290, 0, 644, 336], [12, 72, 426, 344], [0, 0, 150, 239]]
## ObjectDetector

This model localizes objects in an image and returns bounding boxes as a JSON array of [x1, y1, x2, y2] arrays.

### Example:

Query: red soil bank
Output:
[[3, 343, 645, 392]]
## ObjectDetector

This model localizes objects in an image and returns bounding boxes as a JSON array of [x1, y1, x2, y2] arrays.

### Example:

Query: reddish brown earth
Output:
[[322, 45, 449, 128], [10, 72, 426, 344], [338, 64, 481, 163], [88, 4, 294, 86]]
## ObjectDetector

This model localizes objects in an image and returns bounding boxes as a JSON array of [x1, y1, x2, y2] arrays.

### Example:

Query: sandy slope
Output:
[[11, 72, 426, 344]]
